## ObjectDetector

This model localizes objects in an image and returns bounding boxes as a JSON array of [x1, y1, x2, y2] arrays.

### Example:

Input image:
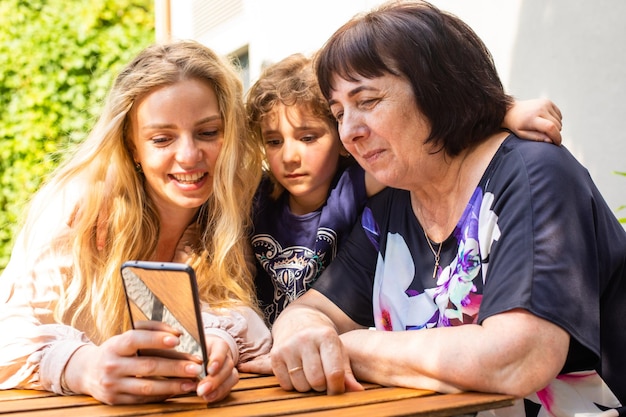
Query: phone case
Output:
[[120, 260, 208, 378]]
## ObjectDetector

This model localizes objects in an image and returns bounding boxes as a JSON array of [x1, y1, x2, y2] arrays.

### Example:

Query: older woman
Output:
[[268, 2, 626, 415]]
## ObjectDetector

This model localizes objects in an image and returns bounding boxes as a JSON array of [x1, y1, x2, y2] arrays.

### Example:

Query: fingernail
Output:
[[163, 336, 179, 346], [181, 381, 196, 392], [207, 361, 220, 376], [185, 363, 203, 375], [197, 382, 212, 397], [204, 391, 218, 402]]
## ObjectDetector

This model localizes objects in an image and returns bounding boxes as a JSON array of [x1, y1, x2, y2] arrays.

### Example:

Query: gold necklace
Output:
[[422, 228, 442, 279]]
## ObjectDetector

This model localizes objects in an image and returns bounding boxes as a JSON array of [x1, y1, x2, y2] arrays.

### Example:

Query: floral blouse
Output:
[[314, 135, 626, 416]]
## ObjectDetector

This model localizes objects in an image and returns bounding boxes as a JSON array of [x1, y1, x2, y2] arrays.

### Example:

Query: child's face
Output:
[[261, 103, 343, 215]]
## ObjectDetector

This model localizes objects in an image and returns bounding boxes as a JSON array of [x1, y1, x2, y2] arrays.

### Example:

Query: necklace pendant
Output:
[[423, 228, 443, 280], [432, 257, 440, 280]]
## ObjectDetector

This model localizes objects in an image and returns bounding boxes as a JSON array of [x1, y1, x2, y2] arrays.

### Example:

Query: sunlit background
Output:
[[161, 0, 626, 216], [1, 0, 625, 269]]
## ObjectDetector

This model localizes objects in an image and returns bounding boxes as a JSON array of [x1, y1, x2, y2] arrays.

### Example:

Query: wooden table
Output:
[[0, 374, 515, 416]]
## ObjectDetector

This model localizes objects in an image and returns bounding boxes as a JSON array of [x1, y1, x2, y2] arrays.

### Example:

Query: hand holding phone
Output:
[[121, 261, 208, 379]]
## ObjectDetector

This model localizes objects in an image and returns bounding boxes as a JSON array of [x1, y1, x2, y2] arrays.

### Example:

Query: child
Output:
[[246, 53, 562, 326]]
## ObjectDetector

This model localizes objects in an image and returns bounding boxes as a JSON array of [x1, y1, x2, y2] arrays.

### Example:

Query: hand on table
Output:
[[270, 309, 363, 395]]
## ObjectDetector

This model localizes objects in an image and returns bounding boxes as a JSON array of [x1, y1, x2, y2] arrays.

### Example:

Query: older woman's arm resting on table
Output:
[[271, 289, 569, 398]]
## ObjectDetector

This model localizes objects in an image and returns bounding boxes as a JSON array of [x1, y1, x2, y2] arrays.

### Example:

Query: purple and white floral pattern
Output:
[[368, 187, 621, 416], [372, 188, 495, 331]]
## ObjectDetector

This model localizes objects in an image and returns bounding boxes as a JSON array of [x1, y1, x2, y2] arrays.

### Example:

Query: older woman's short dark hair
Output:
[[315, 0, 513, 156]]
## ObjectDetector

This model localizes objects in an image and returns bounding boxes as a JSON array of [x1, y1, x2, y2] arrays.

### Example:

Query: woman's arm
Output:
[[341, 308, 569, 397], [0, 227, 92, 393]]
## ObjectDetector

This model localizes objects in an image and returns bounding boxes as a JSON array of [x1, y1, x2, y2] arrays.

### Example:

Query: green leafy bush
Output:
[[0, 0, 154, 270]]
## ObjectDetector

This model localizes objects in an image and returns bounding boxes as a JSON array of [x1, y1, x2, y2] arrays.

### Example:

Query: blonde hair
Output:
[[20, 40, 261, 343]]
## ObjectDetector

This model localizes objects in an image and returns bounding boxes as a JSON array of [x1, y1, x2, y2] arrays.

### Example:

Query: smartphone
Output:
[[120, 260, 207, 379]]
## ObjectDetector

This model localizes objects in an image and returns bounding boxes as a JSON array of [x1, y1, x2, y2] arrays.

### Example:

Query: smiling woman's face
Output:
[[329, 73, 431, 191], [129, 77, 223, 218]]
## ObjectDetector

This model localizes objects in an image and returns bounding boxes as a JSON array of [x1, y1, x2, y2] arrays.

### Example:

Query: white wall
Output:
[[169, 0, 626, 216]]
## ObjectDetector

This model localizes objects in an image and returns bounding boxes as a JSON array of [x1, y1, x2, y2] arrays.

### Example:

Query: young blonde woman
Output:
[[0, 40, 271, 405]]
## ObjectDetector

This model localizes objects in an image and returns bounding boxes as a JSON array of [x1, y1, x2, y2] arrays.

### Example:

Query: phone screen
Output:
[[121, 261, 207, 379]]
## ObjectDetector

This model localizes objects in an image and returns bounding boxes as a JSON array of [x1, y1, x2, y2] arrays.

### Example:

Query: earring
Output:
[[135, 162, 143, 173]]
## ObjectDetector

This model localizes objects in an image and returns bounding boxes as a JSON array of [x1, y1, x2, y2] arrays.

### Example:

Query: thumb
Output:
[[238, 354, 272, 375], [343, 356, 364, 392], [344, 372, 364, 392]]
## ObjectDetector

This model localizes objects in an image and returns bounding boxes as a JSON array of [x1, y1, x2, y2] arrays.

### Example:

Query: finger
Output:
[[542, 110, 563, 133], [301, 352, 327, 392], [212, 354, 235, 381], [546, 100, 563, 121], [535, 117, 562, 145], [122, 327, 181, 354], [137, 348, 200, 363], [197, 367, 239, 403], [114, 376, 197, 402], [238, 354, 272, 374], [270, 351, 296, 392], [205, 337, 232, 376], [341, 354, 364, 393], [288, 363, 313, 393], [133, 320, 182, 335], [131, 355, 205, 379], [516, 130, 549, 143], [279, 341, 322, 392], [518, 119, 561, 145], [318, 338, 348, 395], [344, 372, 365, 392], [124, 330, 180, 350]]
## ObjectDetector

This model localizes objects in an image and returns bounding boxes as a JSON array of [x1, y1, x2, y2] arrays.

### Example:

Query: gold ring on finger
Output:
[[288, 366, 303, 374]]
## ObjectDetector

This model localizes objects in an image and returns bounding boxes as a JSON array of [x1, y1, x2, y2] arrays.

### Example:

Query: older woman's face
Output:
[[328, 73, 431, 190]]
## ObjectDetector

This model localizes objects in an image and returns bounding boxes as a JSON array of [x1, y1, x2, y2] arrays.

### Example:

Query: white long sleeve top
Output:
[[0, 216, 271, 394]]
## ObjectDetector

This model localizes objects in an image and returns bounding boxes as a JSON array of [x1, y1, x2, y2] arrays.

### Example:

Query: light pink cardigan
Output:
[[0, 219, 271, 394]]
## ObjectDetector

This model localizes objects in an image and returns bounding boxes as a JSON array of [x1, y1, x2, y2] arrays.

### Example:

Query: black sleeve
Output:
[[312, 190, 396, 327]]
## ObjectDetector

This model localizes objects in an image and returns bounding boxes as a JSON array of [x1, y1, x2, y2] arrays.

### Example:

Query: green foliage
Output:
[[0, 0, 154, 269]]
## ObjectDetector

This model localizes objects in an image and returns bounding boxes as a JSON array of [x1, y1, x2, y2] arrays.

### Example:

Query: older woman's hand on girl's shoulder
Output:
[[196, 334, 239, 402], [504, 98, 563, 145]]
